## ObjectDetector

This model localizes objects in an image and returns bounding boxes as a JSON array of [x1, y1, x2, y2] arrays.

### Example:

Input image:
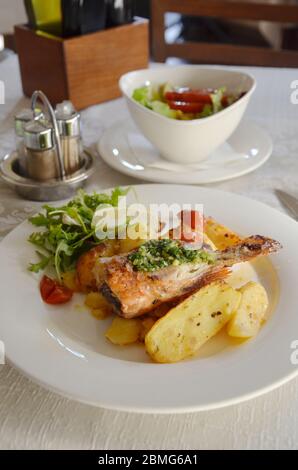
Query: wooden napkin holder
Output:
[[15, 19, 149, 110]]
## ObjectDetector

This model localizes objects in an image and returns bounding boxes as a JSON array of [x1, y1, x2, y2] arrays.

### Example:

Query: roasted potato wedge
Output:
[[118, 223, 147, 254], [145, 282, 241, 363], [61, 271, 81, 292], [227, 282, 268, 338], [91, 308, 111, 320], [85, 292, 110, 309], [203, 233, 217, 251], [105, 317, 142, 345], [204, 217, 242, 250], [118, 237, 146, 254], [85, 292, 113, 320]]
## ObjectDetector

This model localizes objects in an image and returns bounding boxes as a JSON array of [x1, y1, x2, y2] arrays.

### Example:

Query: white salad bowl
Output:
[[119, 66, 256, 163]]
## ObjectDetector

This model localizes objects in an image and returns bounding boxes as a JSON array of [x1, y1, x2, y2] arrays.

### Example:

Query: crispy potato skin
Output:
[[145, 282, 241, 363]]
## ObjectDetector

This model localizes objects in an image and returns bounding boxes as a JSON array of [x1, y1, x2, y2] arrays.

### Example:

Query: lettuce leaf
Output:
[[211, 87, 226, 113], [151, 101, 177, 119]]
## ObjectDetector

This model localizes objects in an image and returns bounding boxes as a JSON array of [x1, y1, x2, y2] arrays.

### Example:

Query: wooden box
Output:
[[15, 19, 149, 110]]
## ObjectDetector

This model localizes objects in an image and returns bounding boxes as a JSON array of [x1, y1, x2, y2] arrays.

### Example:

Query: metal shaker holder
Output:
[[0, 90, 95, 201], [30, 90, 66, 180]]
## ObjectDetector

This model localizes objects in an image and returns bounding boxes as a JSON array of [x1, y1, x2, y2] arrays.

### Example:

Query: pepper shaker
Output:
[[55, 101, 82, 175]]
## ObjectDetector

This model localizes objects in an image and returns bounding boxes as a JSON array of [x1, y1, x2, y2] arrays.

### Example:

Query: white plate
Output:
[[0, 185, 297, 414], [98, 120, 272, 184]]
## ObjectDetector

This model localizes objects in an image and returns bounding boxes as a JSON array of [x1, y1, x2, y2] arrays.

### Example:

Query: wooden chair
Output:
[[151, 0, 298, 67]]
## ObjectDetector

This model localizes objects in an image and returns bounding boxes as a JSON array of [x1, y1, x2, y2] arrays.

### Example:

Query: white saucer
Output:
[[98, 119, 272, 184]]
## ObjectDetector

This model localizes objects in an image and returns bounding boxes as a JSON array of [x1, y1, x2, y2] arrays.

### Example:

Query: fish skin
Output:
[[98, 235, 282, 319]]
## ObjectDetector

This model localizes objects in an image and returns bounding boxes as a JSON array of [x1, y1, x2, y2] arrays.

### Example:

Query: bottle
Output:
[[62, 0, 107, 37], [106, 0, 134, 27], [24, 0, 62, 37], [55, 101, 82, 174]]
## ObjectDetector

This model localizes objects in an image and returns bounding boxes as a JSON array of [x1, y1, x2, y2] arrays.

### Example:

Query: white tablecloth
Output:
[[0, 54, 298, 450]]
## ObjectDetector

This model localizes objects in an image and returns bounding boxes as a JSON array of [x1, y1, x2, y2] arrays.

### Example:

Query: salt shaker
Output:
[[23, 120, 59, 181], [14, 108, 43, 175], [55, 101, 82, 175]]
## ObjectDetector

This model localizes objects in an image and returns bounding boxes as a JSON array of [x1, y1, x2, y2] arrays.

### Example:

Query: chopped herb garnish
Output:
[[128, 239, 215, 272]]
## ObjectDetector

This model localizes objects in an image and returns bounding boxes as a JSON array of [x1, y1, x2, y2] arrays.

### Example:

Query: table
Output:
[[0, 54, 297, 450]]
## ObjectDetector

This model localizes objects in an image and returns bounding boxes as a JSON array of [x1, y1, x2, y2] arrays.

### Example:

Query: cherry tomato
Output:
[[179, 229, 203, 243], [40, 275, 56, 301], [179, 210, 203, 231], [46, 285, 73, 304], [40, 275, 73, 305], [167, 101, 205, 113], [170, 210, 204, 243], [165, 90, 213, 104]]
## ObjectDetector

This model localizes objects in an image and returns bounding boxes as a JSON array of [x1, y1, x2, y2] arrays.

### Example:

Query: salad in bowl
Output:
[[119, 66, 255, 163], [133, 82, 245, 121]]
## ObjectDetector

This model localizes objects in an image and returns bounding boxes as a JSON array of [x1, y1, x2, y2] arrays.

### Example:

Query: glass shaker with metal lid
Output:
[[23, 119, 59, 181], [55, 101, 82, 175], [14, 108, 43, 174]]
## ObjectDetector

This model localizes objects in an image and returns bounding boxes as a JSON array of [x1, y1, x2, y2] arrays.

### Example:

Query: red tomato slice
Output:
[[221, 95, 229, 107], [165, 90, 213, 104], [167, 101, 205, 113], [40, 275, 73, 305]]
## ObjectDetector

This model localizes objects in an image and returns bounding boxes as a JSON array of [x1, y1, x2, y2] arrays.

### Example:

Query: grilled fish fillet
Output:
[[97, 236, 281, 319]]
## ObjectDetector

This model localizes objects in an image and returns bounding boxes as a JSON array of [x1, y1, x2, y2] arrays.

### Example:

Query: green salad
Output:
[[28, 188, 128, 280], [132, 82, 242, 120]]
